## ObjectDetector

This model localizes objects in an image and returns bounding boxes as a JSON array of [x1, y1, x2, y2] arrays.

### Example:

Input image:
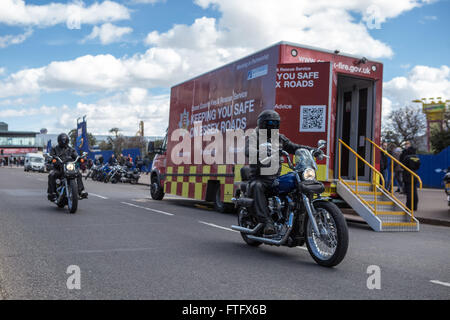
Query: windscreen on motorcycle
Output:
[[294, 148, 317, 171]]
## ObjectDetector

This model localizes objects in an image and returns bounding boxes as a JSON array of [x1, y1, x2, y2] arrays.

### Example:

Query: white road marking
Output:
[[198, 221, 239, 233], [121, 202, 174, 216], [90, 193, 109, 200], [297, 246, 308, 251], [430, 280, 450, 288], [69, 247, 157, 254]]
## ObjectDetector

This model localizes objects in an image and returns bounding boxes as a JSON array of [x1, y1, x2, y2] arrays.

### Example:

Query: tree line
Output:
[[382, 105, 449, 154]]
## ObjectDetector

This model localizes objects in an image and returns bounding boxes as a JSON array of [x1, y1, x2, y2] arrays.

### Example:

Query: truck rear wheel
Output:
[[150, 176, 164, 200]]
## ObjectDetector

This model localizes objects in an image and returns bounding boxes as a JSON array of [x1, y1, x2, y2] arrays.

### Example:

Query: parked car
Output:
[[24, 153, 46, 172]]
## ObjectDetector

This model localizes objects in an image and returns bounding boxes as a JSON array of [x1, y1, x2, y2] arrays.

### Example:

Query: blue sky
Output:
[[0, 0, 449, 136]]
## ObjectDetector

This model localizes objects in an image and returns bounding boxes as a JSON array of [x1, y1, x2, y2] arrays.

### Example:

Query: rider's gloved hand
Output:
[[312, 148, 324, 160]]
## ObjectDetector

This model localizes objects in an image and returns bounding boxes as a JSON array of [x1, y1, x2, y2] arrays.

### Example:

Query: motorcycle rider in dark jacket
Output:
[[245, 110, 321, 235], [47, 133, 88, 201], [108, 154, 117, 166]]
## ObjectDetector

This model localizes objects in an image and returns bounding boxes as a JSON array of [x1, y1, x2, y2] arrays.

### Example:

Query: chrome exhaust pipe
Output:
[[245, 212, 295, 246], [246, 226, 293, 246], [231, 223, 263, 234]]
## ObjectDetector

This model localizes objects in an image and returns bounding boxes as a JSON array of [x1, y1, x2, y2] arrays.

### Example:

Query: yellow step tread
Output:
[[356, 191, 382, 195], [375, 211, 407, 216], [346, 181, 372, 186], [367, 201, 394, 205], [382, 222, 417, 227]]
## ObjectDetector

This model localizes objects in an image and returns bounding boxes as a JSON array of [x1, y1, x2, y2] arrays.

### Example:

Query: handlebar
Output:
[[50, 152, 87, 164]]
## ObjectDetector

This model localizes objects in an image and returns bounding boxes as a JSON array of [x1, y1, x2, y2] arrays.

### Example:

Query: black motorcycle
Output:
[[231, 140, 349, 267], [48, 152, 87, 214], [106, 165, 123, 184], [125, 167, 140, 184]]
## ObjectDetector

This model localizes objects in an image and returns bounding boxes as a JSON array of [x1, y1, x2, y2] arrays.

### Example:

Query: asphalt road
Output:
[[0, 168, 449, 300]]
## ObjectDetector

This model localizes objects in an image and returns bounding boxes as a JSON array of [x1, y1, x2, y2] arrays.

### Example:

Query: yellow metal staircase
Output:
[[336, 139, 421, 232]]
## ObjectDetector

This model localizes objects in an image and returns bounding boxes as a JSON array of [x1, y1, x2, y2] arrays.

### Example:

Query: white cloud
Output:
[[84, 23, 133, 44], [383, 65, 450, 118], [0, 29, 33, 48], [192, 0, 433, 58], [0, 0, 130, 28], [132, 0, 165, 3], [2, 89, 169, 135], [0, 45, 215, 98], [0, 96, 37, 106], [54, 89, 170, 135], [1, 105, 59, 117]]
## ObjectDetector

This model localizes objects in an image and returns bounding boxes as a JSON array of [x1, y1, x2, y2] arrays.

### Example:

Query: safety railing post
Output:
[[372, 145, 375, 185], [338, 142, 341, 181], [391, 158, 394, 196], [411, 176, 414, 220], [355, 156, 358, 194], [374, 172, 377, 213]]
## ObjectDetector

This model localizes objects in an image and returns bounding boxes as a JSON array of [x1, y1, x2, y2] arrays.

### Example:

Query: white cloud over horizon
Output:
[[0, 0, 130, 28], [383, 65, 450, 119], [42, 89, 170, 136]]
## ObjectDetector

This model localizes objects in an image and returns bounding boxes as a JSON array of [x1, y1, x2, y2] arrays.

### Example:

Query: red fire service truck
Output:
[[148, 41, 418, 232]]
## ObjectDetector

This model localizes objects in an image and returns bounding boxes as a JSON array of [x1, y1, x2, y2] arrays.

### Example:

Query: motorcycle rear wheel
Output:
[[238, 207, 262, 247]]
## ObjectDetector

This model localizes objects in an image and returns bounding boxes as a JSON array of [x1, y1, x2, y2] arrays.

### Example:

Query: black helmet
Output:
[[257, 110, 280, 130], [57, 133, 69, 148]]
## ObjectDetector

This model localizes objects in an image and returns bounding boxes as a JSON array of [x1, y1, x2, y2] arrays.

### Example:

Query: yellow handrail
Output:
[[338, 139, 385, 215], [366, 138, 422, 219]]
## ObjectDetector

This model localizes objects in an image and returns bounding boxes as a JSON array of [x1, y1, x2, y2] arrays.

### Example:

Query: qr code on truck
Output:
[[299, 105, 326, 132]]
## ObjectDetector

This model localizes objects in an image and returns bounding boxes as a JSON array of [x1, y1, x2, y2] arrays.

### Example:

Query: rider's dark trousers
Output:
[[48, 169, 85, 195], [248, 177, 275, 224]]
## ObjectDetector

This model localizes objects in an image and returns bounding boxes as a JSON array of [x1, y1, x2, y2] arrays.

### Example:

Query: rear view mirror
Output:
[[318, 140, 326, 149]]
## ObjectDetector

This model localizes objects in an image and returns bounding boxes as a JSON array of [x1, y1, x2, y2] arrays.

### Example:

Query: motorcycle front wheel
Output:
[[67, 179, 78, 214], [305, 201, 348, 267]]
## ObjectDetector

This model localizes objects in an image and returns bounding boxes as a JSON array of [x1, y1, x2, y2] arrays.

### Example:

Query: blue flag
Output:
[[75, 119, 90, 155], [46, 139, 52, 153]]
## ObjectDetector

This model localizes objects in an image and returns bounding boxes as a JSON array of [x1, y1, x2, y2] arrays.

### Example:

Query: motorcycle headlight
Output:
[[66, 163, 75, 171], [302, 168, 316, 180]]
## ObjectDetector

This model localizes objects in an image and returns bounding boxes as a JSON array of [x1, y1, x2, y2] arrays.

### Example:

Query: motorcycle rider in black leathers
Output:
[[47, 133, 88, 201], [246, 110, 322, 235]]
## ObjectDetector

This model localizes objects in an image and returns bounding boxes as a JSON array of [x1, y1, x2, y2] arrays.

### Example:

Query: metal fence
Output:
[[417, 146, 450, 188]]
